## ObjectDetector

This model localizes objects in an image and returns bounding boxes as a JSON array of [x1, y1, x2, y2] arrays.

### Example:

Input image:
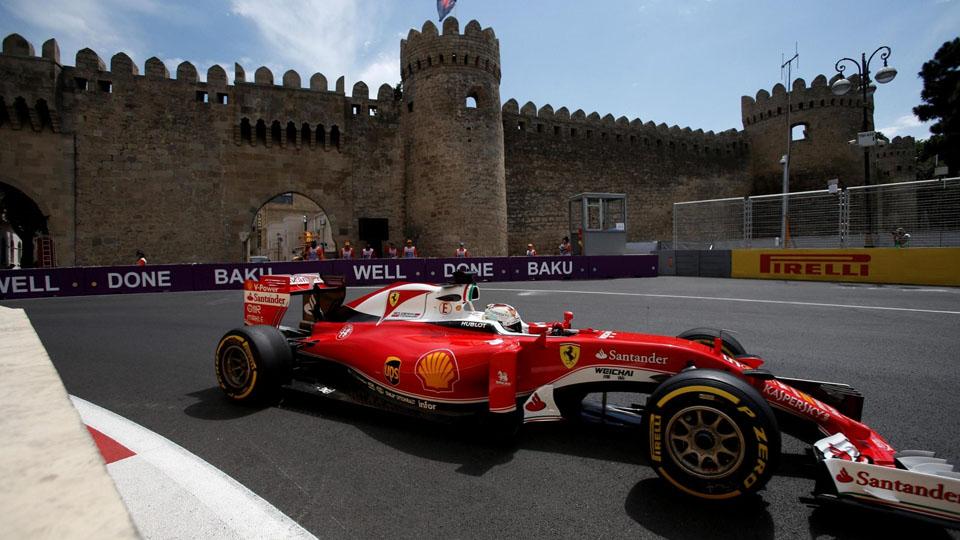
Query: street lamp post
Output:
[[831, 46, 897, 247]]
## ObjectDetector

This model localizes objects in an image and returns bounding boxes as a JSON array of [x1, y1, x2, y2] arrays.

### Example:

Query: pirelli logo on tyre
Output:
[[649, 413, 662, 463]]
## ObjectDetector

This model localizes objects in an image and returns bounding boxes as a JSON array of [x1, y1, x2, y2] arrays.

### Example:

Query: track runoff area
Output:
[[4, 276, 959, 539]]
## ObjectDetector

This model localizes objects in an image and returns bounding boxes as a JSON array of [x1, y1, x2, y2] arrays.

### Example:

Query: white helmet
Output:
[[483, 303, 521, 332]]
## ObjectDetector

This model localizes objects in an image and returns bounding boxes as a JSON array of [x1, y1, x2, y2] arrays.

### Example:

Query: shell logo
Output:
[[415, 349, 459, 392]]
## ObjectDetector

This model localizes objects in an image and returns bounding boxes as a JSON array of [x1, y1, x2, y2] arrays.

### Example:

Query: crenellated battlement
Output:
[[0, 33, 394, 104], [399, 18, 501, 82], [502, 98, 746, 155], [740, 73, 872, 127], [1, 21, 914, 267]]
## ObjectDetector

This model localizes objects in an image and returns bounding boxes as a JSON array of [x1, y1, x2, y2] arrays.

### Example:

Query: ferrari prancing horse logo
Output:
[[388, 291, 401, 307], [560, 343, 580, 369]]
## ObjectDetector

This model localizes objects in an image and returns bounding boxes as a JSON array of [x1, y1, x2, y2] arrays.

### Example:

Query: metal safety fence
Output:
[[673, 178, 960, 249]]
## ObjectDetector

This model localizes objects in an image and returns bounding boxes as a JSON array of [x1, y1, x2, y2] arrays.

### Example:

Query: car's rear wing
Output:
[[242, 274, 345, 328]]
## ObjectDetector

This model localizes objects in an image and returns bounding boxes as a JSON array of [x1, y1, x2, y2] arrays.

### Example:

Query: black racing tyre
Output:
[[678, 328, 748, 357], [644, 369, 780, 500], [215, 325, 292, 403]]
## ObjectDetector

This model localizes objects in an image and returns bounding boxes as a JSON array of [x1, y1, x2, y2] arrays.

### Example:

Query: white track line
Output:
[[71, 396, 316, 540], [483, 287, 960, 316]]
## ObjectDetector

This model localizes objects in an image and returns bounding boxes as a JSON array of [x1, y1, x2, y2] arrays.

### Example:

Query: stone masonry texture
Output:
[[0, 20, 917, 265]]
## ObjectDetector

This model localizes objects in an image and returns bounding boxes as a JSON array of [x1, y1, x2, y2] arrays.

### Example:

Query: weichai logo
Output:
[[759, 253, 870, 277]]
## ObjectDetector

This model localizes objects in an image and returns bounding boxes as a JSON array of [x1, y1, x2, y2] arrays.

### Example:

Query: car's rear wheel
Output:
[[644, 369, 780, 500], [678, 328, 748, 357], [215, 325, 292, 403]]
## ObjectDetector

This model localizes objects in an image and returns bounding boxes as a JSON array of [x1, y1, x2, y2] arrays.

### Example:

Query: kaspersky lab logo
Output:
[[760, 253, 870, 277]]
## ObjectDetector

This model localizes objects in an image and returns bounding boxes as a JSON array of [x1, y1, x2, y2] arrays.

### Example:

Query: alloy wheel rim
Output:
[[221, 344, 252, 389], [665, 405, 745, 479]]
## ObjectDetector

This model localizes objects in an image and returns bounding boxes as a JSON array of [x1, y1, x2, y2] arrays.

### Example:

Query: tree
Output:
[[913, 37, 960, 175]]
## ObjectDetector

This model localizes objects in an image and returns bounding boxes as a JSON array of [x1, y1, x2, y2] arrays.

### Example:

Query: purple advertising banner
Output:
[[193, 261, 337, 291], [79, 264, 196, 296], [334, 258, 426, 285], [421, 257, 514, 283], [0, 267, 84, 299], [511, 256, 589, 281], [586, 255, 659, 279], [0, 255, 658, 301]]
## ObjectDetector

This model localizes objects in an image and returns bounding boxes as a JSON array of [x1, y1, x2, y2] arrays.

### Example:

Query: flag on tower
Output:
[[437, 0, 457, 21]]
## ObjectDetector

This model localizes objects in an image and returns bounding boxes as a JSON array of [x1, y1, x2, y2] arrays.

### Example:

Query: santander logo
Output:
[[525, 393, 547, 412], [836, 468, 854, 483]]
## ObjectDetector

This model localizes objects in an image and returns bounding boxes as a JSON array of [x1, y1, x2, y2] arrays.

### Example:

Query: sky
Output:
[[1, 0, 957, 140]]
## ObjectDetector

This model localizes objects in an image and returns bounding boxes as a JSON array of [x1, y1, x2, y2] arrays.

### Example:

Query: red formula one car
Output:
[[216, 273, 960, 528]]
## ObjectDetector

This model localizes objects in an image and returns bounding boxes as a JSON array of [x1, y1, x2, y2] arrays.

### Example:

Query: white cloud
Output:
[[4, 0, 167, 62], [230, 0, 398, 90], [878, 114, 929, 138]]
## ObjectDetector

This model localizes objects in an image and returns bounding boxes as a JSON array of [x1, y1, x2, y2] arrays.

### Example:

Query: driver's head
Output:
[[483, 303, 522, 332]]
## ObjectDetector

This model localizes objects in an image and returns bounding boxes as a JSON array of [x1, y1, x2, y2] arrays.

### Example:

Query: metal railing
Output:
[[673, 177, 960, 249]]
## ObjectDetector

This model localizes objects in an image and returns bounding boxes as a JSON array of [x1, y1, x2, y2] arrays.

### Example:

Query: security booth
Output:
[[568, 193, 627, 255]]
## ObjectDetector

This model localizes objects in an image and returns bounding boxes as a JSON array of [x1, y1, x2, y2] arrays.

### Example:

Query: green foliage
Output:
[[913, 37, 960, 174]]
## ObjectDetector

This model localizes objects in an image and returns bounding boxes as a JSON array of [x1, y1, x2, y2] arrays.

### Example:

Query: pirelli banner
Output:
[[732, 248, 960, 286]]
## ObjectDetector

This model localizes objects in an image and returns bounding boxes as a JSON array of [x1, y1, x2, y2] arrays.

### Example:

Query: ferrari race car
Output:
[[216, 273, 960, 528]]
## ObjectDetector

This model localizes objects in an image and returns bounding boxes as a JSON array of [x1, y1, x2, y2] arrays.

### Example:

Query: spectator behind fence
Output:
[[892, 227, 911, 248], [559, 236, 573, 256], [136, 250, 147, 266], [340, 241, 355, 259], [455, 242, 469, 258], [304, 240, 320, 261], [525, 243, 537, 256], [361, 243, 375, 259], [386, 242, 399, 259], [403, 239, 418, 258]]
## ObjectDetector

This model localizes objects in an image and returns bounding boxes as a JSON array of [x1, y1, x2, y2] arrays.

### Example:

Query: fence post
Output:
[[743, 196, 752, 248], [672, 203, 678, 249], [839, 189, 849, 247]]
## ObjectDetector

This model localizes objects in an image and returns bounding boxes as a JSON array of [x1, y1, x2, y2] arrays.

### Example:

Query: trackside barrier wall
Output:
[[0, 307, 139, 538], [731, 248, 960, 286], [0, 255, 658, 301]]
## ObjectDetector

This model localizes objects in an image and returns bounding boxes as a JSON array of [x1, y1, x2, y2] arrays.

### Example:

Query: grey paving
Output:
[[4, 276, 959, 539]]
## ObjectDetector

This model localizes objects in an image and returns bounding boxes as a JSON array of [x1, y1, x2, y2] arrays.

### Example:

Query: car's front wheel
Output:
[[644, 369, 780, 500]]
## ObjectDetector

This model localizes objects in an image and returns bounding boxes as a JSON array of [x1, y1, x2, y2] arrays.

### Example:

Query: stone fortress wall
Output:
[[0, 19, 918, 266], [501, 101, 750, 255]]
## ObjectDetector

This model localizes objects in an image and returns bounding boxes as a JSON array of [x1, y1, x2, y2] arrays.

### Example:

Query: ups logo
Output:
[[384, 356, 401, 385]]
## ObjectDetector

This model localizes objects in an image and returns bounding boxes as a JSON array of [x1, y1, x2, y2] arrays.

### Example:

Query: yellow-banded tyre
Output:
[[678, 328, 748, 358], [215, 325, 292, 403], [644, 369, 780, 500]]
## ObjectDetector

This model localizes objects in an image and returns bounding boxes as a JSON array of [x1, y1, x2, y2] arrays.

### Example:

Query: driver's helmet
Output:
[[483, 303, 522, 332]]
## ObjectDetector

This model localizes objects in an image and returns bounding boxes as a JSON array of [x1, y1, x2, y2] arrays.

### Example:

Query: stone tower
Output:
[[400, 18, 507, 256], [741, 74, 870, 194]]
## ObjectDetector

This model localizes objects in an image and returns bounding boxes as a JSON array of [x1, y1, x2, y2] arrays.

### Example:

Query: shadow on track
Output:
[[183, 387, 270, 420], [183, 386, 958, 539], [807, 504, 955, 539], [625, 478, 774, 539]]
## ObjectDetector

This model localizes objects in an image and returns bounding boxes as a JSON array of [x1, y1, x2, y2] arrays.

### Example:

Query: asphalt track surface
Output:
[[5, 276, 960, 539]]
